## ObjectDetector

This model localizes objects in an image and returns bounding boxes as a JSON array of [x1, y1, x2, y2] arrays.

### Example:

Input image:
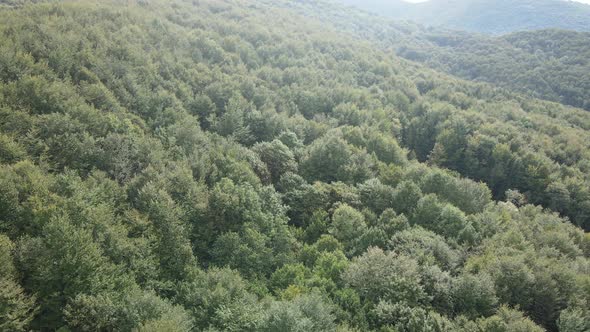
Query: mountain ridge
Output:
[[337, 0, 590, 34], [0, 1, 589, 331]]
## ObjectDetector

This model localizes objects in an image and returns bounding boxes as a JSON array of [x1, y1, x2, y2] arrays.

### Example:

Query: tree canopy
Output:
[[0, 0, 588, 331]]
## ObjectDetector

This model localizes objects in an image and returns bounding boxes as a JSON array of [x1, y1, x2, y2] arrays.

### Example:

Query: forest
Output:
[[396, 29, 590, 112], [288, 1, 590, 111], [0, 0, 589, 331], [338, 0, 590, 34]]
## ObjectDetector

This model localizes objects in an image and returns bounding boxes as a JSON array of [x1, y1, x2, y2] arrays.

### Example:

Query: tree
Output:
[[482, 255, 535, 311], [429, 117, 471, 172], [207, 179, 295, 276], [330, 204, 367, 256], [412, 194, 471, 240], [558, 307, 590, 332], [343, 247, 426, 306], [371, 301, 455, 332], [357, 179, 396, 214], [0, 279, 37, 332], [301, 133, 353, 183], [0, 161, 53, 237], [0, 133, 26, 164], [134, 182, 198, 288], [65, 290, 193, 332], [388, 227, 460, 270], [377, 208, 410, 236], [474, 306, 544, 332], [253, 139, 297, 183], [312, 250, 348, 285], [278, 173, 329, 226], [392, 181, 423, 216], [259, 293, 336, 332], [175, 268, 262, 331], [271, 264, 309, 293], [0, 235, 37, 332], [451, 273, 498, 319], [17, 216, 132, 329], [403, 105, 449, 162], [213, 94, 253, 144], [420, 169, 492, 214]]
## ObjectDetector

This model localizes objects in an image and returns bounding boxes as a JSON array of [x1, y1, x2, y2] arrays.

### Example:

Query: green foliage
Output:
[[398, 29, 590, 112], [451, 272, 499, 319], [344, 247, 427, 306], [330, 204, 368, 256], [392, 181, 423, 216], [0, 279, 37, 332], [175, 268, 262, 331], [472, 306, 545, 332], [271, 264, 309, 293], [339, 0, 590, 34], [259, 293, 337, 332], [282, 0, 590, 230], [253, 139, 297, 184], [208, 179, 295, 277], [17, 216, 133, 329], [371, 301, 455, 331], [0, 133, 26, 164], [412, 194, 473, 242], [388, 227, 460, 270], [0, 235, 37, 332], [558, 307, 590, 332], [64, 290, 193, 332], [301, 132, 371, 183], [0, 1, 588, 331]]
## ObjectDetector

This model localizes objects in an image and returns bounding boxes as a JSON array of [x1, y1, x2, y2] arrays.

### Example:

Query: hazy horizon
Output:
[[403, 0, 590, 4]]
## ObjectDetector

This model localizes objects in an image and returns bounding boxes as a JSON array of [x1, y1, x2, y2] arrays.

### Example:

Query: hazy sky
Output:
[[404, 0, 590, 3]]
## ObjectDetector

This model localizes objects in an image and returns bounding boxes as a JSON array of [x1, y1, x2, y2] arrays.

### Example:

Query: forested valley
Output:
[[289, 1, 590, 111], [338, 0, 590, 34], [396, 29, 590, 112], [0, 1, 589, 331]]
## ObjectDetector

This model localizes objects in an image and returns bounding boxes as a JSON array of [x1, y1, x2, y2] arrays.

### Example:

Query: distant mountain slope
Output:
[[288, 1, 590, 111], [337, 0, 590, 34], [397, 29, 590, 110], [0, 0, 45, 6]]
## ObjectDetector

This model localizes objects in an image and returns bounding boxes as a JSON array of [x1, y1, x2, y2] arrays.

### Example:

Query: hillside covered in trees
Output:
[[289, 1, 590, 111], [0, 0, 589, 331], [395, 29, 590, 111], [337, 0, 590, 34]]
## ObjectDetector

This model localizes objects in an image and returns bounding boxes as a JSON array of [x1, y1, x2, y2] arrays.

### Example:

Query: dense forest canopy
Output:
[[285, 1, 590, 111], [336, 0, 590, 34], [0, 0, 589, 331], [395, 29, 590, 112]]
